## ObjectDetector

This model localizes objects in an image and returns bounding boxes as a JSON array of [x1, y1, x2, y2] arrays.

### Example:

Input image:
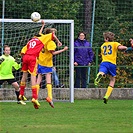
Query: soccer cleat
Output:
[[94, 73, 103, 86], [17, 100, 26, 105], [22, 96, 27, 101], [46, 97, 54, 108], [19, 95, 27, 101], [31, 98, 40, 109], [103, 97, 108, 104]]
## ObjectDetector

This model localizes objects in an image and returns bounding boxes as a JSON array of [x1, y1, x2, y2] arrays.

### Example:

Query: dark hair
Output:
[[74, 31, 86, 41], [77, 31, 86, 38], [34, 34, 42, 37]]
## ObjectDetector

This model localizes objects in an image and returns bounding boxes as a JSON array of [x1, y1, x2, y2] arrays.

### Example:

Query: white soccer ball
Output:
[[31, 12, 41, 22]]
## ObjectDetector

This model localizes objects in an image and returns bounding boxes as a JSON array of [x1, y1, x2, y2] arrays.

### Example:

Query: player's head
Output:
[[44, 28, 57, 34], [4, 45, 10, 56], [103, 31, 115, 42]]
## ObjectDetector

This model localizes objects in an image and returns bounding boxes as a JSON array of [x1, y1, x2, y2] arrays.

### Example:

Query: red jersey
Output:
[[22, 33, 54, 57], [25, 38, 44, 57]]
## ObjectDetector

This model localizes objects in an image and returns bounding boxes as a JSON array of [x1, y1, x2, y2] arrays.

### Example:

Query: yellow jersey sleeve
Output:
[[21, 45, 27, 55]]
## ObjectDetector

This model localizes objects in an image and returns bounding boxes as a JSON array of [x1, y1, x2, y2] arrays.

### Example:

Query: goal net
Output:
[[0, 19, 74, 102]]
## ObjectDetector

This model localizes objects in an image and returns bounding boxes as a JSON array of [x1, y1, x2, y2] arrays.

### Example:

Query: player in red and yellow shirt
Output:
[[94, 31, 127, 104], [19, 20, 61, 109]]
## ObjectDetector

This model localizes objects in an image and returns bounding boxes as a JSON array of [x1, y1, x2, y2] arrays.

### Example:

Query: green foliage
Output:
[[1, 0, 133, 87], [3, 0, 83, 36], [94, 0, 133, 46]]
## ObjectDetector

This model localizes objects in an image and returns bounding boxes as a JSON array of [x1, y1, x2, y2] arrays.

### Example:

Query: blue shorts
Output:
[[37, 64, 52, 74], [99, 62, 116, 77]]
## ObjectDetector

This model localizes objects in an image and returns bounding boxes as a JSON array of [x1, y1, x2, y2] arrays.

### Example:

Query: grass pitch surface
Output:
[[0, 100, 132, 133]]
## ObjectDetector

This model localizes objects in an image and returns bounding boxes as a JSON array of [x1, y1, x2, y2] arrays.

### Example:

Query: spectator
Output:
[[74, 31, 94, 88], [52, 55, 64, 88]]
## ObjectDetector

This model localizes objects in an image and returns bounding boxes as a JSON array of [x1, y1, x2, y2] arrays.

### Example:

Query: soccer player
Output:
[[94, 31, 127, 104], [0, 45, 26, 105], [36, 28, 68, 108], [19, 20, 62, 109]]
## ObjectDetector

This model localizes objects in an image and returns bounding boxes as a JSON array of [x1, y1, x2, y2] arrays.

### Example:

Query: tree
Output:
[[83, 0, 92, 34]]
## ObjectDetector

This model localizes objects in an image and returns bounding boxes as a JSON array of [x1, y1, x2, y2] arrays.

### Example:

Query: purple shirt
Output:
[[74, 39, 94, 66]]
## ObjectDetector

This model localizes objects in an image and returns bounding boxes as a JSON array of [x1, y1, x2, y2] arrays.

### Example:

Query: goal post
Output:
[[0, 19, 74, 103]]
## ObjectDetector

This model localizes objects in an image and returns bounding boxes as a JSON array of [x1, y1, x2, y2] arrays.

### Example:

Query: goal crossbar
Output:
[[0, 19, 74, 24]]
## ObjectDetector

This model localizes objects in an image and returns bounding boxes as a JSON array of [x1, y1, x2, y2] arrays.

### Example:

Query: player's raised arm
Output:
[[39, 20, 45, 34], [53, 33, 62, 47]]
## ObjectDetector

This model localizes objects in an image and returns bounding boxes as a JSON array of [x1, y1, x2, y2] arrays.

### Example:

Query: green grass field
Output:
[[0, 100, 133, 133]]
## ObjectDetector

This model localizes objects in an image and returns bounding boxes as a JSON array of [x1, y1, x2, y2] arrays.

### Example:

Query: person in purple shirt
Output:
[[74, 31, 94, 88]]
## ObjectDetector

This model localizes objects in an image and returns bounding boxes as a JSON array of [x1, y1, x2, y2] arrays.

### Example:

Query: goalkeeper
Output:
[[0, 45, 26, 105]]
